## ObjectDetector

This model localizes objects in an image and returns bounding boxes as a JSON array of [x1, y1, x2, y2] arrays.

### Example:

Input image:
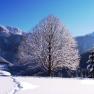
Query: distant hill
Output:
[[76, 32, 94, 54]]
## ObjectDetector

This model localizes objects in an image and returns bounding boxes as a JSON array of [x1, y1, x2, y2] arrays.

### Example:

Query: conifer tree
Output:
[[87, 49, 94, 78]]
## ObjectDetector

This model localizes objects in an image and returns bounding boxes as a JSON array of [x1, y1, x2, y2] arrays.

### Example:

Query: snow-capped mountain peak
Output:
[[0, 25, 9, 33], [6, 26, 23, 35], [0, 25, 23, 35]]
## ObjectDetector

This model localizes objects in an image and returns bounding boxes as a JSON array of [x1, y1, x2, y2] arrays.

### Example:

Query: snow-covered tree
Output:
[[87, 48, 94, 78], [18, 16, 80, 76]]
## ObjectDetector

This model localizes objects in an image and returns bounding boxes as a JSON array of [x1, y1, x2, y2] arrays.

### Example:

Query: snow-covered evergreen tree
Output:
[[18, 16, 80, 76], [87, 48, 94, 78]]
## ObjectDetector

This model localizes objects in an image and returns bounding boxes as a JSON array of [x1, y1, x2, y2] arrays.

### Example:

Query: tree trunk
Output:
[[48, 35, 52, 76], [48, 53, 51, 76]]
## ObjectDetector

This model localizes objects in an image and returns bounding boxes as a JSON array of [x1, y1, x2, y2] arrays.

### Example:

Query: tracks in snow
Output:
[[7, 76, 23, 94]]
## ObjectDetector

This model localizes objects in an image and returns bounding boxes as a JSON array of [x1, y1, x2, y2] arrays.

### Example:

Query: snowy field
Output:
[[0, 77, 94, 94]]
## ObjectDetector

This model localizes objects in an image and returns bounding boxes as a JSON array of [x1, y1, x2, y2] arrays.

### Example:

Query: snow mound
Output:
[[0, 70, 11, 76]]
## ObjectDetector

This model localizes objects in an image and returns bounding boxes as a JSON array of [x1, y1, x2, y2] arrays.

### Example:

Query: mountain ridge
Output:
[[76, 32, 94, 54], [0, 25, 23, 35]]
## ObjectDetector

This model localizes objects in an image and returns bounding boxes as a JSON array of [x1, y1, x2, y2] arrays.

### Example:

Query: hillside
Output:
[[0, 25, 23, 64]]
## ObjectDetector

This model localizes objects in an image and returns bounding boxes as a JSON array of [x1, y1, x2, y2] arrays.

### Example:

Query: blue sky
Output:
[[0, 0, 94, 36]]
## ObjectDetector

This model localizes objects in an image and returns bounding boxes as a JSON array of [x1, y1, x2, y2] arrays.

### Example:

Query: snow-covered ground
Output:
[[0, 77, 94, 94], [0, 77, 16, 94]]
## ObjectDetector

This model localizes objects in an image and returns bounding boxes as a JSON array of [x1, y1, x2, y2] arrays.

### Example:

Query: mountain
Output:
[[6, 26, 23, 35], [0, 25, 22, 35], [0, 25, 23, 64], [76, 32, 94, 54], [0, 25, 36, 75]]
